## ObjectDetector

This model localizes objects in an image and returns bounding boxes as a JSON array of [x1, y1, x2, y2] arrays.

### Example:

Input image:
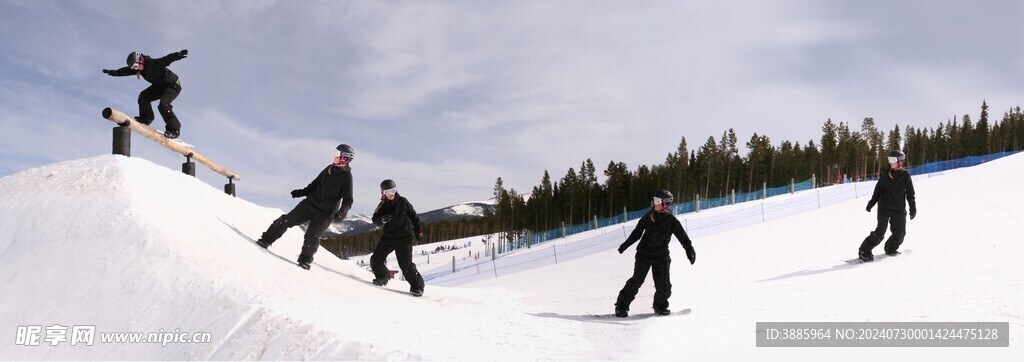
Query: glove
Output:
[[290, 189, 308, 198], [909, 211, 916, 220], [866, 202, 874, 212], [179, 49, 188, 58], [102, 69, 113, 75], [333, 205, 349, 222], [380, 215, 391, 224], [617, 243, 628, 254], [686, 248, 696, 265]]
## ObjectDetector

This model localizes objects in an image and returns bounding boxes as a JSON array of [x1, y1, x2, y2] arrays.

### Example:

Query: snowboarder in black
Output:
[[369, 179, 426, 297], [256, 144, 355, 270], [615, 190, 696, 317], [103, 50, 188, 139], [859, 149, 917, 262]]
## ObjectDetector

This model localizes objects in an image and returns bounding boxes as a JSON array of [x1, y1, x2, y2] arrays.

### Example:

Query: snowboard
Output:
[[843, 249, 911, 265], [589, 308, 692, 319], [155, 130, 196, 148]]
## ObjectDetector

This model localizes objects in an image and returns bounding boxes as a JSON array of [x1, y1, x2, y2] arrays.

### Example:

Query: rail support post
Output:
[[113, 123, 131, 156], [182, 153, 196, 177]]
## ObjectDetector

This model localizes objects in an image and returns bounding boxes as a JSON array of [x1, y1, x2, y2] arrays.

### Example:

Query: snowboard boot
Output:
[[134, 116, 152, 126], [255, 239, 270, 249], [614, 309, 628, 318], [163, 129, 180, 140], [885, 250, 901, 256], [411, 288, 423, 297], [654, 308, 671, 316], [297, 261, 311, 270], [372, 278, 388, 287], [858, 250, 874, 262]]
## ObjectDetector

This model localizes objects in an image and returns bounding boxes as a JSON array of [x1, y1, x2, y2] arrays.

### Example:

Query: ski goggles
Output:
[[653, 196, 673, 206], [333, 150, 355, 162], [382, 188, 398, 197], [130, 53, 144, 70], [887, 157, 902, 164]]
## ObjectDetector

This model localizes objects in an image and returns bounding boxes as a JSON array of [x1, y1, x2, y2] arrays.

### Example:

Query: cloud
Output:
[[2, 0, 1022, 217]]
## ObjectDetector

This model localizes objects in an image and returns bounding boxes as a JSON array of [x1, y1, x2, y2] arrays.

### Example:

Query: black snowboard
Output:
[[589, 308, 692, 319], [844, 249, 912, 265]]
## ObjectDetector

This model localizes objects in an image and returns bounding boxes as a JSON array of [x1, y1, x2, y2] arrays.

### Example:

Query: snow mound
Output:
[[0, 155, 580, 360]]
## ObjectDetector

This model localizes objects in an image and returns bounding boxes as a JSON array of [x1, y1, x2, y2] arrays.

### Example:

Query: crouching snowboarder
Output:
[[369, 179, 426, 297], [256, 144, 355, 270], [859, 149, 916, 262], [615, 189, 696, 317]]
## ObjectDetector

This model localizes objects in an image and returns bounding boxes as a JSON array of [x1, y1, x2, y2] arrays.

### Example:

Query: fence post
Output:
[[731, 189, 735, 205], [452, 256, 456, 273], [593, 215, 598, 230], [695, 195, 700, 213], [790, 178, 794, 193], [812, 173, 816, 189], [561, 222, 566, 238], [762, 182, 767, 199], [623, 206, 628, 223], [552, 243, 558, 264]]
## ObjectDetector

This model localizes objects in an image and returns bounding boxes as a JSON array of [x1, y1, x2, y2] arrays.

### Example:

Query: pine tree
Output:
[[820, 119, 839, 183], [960, 114, 974, 156], [976, 100, 990, 154]]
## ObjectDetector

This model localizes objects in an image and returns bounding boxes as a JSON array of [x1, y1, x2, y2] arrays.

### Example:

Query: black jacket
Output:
[[372, 195, 421, 243], [299, 164, 353, 218], [620, 210, 694, 259], [867, 168, 916, 214], [109, 52, 185, 85]]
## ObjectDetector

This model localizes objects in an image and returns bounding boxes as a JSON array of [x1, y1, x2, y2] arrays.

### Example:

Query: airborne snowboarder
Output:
[[102, 50, 188, 139], [859, 149, 917, 262], [615, 190, 696, 317]]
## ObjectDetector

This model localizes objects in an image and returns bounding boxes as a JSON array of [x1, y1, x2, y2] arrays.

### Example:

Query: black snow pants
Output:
[[370, 239, 425, 291], [257, 199, 333, 264], [859, 208, 907, 255], [616, 255, 672, 311], [138, 82, 182, 132]]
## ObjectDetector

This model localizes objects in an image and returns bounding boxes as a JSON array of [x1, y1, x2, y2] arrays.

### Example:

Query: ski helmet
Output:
[[888, 149, 906, 164], [380, 179, 397, 191], [334, 144, 355, 161], [653, 189, 674, 206], [126, 51, 143, 66]]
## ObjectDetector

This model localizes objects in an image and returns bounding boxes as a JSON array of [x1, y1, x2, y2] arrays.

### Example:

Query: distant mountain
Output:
[[321, 199, 496, 237], [324, 213, 376, 237]]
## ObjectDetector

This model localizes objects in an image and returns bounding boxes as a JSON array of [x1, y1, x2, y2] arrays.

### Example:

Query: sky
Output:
[[1, 0, 1022, 215]]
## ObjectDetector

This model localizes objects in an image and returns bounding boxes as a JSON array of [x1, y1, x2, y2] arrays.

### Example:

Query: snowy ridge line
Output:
[[426, 168, 957, 286]]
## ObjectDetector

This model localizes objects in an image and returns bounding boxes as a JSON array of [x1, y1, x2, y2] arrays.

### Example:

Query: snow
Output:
[[0, 153, 1022, 360], [447, 203, 484, 216]]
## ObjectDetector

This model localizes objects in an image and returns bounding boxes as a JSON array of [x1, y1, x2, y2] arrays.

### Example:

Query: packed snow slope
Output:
[[0, 155, 581, 360], [0, 153, 1021, 360], [464, 152, 1024, 360]]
